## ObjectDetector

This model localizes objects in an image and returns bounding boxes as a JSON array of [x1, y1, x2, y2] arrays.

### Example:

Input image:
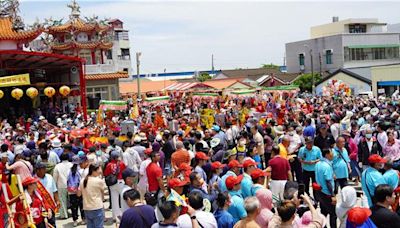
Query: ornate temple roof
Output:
[[0, 17, 42, 41], [47, 0, 110, 34], [85, 72, 129, 80], [50, 40, 113, 51], [47, 18, 110, 34]]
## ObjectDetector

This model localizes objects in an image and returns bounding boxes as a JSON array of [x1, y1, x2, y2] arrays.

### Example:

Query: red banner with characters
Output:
[[36, 181, 57, 212]]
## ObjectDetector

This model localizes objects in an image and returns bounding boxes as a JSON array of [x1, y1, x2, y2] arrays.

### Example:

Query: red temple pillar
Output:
[[91, 51, 96, 64], [79, 62, 88, 121]]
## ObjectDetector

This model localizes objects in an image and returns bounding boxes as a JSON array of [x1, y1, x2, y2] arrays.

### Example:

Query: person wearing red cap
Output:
[[15, 176, 47, 227], [241, 159, 258, 198], [226, 175, 247, 224], [346, 207, 376, 227], [194, 151, 210, 185], [361, 154, 387, 207], [370, 184, 400, 228], [220, 160, 242, 193], [176, 162, 192, 181], [250, 169, 269, 195], [209, 161, 225, 198], [165, 178, 189, 214]]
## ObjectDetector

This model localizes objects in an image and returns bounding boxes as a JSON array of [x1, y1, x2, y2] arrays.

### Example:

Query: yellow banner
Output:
[[0, 73, 30, 87]]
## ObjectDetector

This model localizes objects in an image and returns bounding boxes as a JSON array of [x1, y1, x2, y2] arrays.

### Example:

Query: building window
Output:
[[325, 50, 333, 64], [120, 48, 130, 60], [372, 48, 385, 60], [349, 24, 367, 33], [87, 87, 109, 100], [345, 47, 400, 62], [79, 51, 92, 65], [105, 50, 112, 60], [114, 31, 129, 40], [123, 68, 128, 72], [350, 48, 365, 61], [299, 53, 305, 66]]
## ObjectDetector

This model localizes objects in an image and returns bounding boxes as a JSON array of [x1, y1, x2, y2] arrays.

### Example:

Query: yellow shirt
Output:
[[278, 144, 288, 159]]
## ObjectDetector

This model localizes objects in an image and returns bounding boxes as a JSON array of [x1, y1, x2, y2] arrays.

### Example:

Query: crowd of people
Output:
[[2, 94, 400, 228]]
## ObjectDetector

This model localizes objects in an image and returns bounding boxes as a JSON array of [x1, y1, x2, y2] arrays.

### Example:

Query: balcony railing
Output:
[[85, 63, 117, 74]]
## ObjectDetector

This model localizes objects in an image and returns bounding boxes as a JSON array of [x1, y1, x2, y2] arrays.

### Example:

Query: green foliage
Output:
[[197, 72, 212, 82], [261, 63, 280, 70], [293, 73, 322, 92]]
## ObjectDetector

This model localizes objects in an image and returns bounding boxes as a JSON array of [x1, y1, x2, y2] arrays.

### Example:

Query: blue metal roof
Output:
[[378, 81, 400, 86]]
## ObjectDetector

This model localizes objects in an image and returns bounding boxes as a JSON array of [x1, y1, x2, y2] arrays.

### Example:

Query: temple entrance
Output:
[[0, 50, 85, 124]]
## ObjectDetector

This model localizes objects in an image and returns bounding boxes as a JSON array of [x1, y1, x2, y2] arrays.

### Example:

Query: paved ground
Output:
[[56, 192, 117, 228]]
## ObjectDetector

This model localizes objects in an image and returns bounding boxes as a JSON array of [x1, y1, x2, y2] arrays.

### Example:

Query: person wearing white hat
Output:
[[132, 135, 146, 161]]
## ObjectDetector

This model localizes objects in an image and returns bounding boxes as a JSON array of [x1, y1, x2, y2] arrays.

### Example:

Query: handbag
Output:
[[105, 162, 120, 186], [144, 190, 159, 207]]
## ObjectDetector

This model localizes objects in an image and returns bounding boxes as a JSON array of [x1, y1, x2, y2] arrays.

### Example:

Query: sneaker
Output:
[[80, 220, 86, 225], [73, 221, 79, 227]]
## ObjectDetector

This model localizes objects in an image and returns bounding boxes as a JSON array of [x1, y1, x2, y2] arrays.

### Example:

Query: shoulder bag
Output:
[[105, 162, 120, 186]]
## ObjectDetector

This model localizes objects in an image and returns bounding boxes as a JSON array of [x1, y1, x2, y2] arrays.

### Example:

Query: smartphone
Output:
[[298, 184, 305, 197]]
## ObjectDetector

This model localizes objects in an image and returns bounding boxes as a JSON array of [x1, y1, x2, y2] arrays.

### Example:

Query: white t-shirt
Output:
[[120, 185, 131, 213]]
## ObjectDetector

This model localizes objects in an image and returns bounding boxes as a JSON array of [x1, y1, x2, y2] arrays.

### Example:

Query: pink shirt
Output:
[[9, 160, 33, 181], [383, 139, 400, 161]]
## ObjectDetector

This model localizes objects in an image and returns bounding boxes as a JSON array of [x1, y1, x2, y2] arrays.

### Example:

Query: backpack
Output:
[[67, 171, 81, 194]]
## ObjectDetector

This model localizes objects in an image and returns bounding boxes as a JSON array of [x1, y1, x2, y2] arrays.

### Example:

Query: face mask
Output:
[[365, 134, 372, 139], [239, 140, 246, 146]]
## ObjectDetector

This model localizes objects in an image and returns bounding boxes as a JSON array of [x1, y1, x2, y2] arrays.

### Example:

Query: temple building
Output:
[[0, 0, 87, 121], [31, 0, 131, 108]]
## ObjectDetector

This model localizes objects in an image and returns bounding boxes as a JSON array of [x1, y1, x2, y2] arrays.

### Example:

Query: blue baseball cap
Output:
[[212, 125, 220, 132]]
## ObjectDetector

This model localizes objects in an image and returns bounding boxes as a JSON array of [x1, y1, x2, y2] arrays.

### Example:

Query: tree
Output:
[[197, 72, 212, 82], [293, 73, 322, 92], [261, 63, 280, 70]]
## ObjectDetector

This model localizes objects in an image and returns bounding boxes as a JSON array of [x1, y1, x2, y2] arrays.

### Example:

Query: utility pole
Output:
[[319, 52, 322, 76], [136, 52, 142, 100], [310, 49, 315, 95], [211, 54, 215, 76]]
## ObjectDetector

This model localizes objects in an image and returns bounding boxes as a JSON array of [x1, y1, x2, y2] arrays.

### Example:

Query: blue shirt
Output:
[[214, 209, 234, 228], [7, 151, 15, 164], [298, 146, 322, 171], [315, 158, 334, 195], [241, 173, 253, 198], [362, 167, 386, 207], [227, 190, 247, 224], [303, 125, 316, 138], [332, 147, 350, 179], [220, 171, 236, 193], [383, 169, 399, 190], [194, 166, 208, 183], [252, 155, 262, 169]]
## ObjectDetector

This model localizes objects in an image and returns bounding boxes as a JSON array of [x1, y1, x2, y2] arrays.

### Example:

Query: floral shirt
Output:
[[383, 139, 400, 161]]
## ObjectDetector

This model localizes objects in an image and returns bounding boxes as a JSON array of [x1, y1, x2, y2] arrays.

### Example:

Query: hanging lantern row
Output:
[[26, 87, 39, 99], [0, 86, 71, 100]]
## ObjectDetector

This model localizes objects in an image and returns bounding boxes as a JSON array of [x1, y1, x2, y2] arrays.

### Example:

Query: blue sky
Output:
[[19, 0, 400, 74]]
